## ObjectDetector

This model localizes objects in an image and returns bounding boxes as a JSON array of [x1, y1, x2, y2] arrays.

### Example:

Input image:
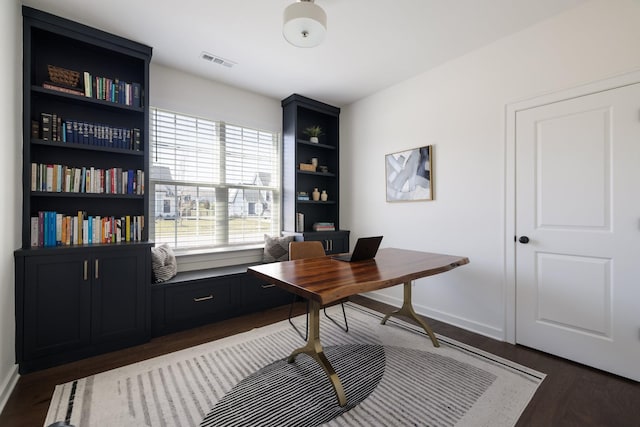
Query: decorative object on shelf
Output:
[[299, 162, 316, 172], [283, 0, 327, 48], [297, 191, 310, 200], [318, 165, 328, 173], [47, 64, 80, 88], [303, 125, 323, 143], [312, 187, 320, 201], [312, 222, 335, 231], [386, 145, 433, 202], [321, 190, 328, 201], [311, 157, 318, 167]]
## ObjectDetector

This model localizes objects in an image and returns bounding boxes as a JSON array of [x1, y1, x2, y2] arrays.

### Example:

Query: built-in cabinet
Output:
[[15, 7, 153, 373], [281, 94, 349, 253], [15, 246, 150, 373]]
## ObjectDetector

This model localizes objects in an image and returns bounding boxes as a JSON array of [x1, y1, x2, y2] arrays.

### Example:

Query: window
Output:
[[150, 108, 281, 251]]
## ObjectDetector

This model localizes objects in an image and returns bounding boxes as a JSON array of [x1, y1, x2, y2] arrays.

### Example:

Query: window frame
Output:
[[149, 107, 282, 255]]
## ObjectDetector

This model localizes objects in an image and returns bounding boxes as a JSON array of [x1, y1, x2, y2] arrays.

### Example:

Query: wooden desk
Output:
[[248, 248, 469, 406]]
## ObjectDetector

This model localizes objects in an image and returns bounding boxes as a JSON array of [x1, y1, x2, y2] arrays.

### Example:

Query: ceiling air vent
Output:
[[200, 51, 236, 68]]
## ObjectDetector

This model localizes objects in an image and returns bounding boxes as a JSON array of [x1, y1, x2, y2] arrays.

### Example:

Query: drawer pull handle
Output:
[[193, 295, 214, 302], [261, 284, 276, 289]]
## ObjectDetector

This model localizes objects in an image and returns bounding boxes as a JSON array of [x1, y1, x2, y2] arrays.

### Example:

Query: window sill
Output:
[[173, 244, 265, 272]]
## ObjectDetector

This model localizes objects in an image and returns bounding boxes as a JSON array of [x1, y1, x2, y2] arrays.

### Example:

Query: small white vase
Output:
[[309, 136, 319, 143], [312, 188, 320, 201], [320, 190, 328, 202]]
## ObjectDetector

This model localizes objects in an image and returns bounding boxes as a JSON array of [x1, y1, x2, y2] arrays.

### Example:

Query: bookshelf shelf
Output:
[[296, 139, 337, 150], [297, 170, 337, 178], [282, 94, 349, 254], [32, 86, 146, 113], [296, 200, 337, 205], [31, 139, 145, 156], [31, 191, 145, 199], [15, 6, 153, 374]]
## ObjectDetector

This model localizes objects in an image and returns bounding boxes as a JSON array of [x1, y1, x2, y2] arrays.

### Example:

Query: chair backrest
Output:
[[289, 240, 326, 260]]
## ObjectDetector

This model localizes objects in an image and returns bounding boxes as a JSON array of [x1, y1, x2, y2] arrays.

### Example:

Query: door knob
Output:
[[518, 236, 530, 244]]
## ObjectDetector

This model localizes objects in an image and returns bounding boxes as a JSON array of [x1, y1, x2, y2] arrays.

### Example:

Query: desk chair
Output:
[[288, 241, 349, 340]]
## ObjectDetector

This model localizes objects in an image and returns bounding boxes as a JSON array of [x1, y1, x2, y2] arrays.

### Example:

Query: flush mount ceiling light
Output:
[[283, 0, 327, 48]]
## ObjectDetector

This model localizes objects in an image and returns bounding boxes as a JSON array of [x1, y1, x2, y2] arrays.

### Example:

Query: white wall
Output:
[[341, 0, 640, 340], [0, 0, 22, 413], [150, 63, 281, 133]]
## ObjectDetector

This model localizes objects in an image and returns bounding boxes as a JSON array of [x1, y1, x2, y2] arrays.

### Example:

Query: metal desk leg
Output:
[[380, 281, 440, 347], [288, 299, 347, 406]]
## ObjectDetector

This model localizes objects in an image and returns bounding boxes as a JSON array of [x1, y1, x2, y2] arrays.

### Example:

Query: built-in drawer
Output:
[[156, 276, 238, 334], [167, 279, 231, 320], [242, 274, 291, 313]]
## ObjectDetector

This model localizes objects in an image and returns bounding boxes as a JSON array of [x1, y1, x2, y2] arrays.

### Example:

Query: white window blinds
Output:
[[150, 108, 280, 250]]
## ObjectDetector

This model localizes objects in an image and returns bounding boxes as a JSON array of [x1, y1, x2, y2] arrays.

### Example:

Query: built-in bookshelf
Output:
[[282, 94, 349, 254], [14, 6, 153, 373], [21, 8, 151, 249]]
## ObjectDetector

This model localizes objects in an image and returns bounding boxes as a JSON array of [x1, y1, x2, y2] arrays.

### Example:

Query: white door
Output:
[[515, 83, 640, 381]]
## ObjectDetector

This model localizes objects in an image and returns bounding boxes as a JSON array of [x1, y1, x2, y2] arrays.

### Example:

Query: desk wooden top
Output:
[[248, 248, 469, 305]]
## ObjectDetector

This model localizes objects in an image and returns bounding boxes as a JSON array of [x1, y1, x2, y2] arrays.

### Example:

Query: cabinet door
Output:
[[302, 231, 350, 255], [91, 248, 148, 343], [23, 254, 91, 359]]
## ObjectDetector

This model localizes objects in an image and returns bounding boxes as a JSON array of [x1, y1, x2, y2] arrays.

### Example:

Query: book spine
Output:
[[45, 165, 53, 192], [296, 212, 304, 233], [40, 113, 52, 141], [125, 216, 131, 242], [132, 82, 141, 107], [83, 71, 91, 97], [56, 213, 63, 245], [31, 120, 39, 139], [30, 217, 39, 247]]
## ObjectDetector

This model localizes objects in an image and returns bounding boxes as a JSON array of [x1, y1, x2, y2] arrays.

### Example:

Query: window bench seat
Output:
[[150, 262, 290, 337]]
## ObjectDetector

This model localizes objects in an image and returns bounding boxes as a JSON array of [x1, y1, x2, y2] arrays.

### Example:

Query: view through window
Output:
[[150, 108, 281, 250]]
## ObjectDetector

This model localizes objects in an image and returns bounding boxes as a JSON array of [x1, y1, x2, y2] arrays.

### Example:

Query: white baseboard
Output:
[[362, 291, 505, 341], [0, 364, 19, 416]]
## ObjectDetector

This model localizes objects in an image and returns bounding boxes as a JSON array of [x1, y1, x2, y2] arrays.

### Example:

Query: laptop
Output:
[[332, 236, 383, 262]]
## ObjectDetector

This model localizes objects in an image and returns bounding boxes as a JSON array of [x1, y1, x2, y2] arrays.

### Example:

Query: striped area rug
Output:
[[44, 303, 544, 427]]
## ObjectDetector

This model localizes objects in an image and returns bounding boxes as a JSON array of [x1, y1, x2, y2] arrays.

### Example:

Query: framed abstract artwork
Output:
[[385, 145, 433, 202]]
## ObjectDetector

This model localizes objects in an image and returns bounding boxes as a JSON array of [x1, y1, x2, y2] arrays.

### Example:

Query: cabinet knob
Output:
[[518, 236, 530, 244]]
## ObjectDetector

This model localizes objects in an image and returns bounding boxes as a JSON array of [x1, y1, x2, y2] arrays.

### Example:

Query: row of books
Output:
[[31, 211, 144, 247], [312, 222, 335, 231], [31, 163, 144, 195], [84, 74, 142, 107], [35, 112, 142, 150], [42, 75, 142, 108]]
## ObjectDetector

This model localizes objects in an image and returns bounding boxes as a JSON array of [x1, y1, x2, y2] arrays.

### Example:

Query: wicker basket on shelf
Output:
[[47, 65, 80, 88]]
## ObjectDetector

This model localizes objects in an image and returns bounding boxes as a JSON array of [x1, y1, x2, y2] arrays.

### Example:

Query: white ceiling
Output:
[[21, 0, 587, 107]]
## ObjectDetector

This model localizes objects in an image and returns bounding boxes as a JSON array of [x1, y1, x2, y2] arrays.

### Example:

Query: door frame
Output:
[[503, 69, 640, 344]]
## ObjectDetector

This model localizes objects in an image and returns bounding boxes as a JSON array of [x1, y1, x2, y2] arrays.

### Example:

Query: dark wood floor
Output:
[[1, 296, 638, 427]]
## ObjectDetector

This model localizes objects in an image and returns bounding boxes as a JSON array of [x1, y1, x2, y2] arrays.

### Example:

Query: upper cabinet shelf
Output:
[[296, 139, 336, 150]]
